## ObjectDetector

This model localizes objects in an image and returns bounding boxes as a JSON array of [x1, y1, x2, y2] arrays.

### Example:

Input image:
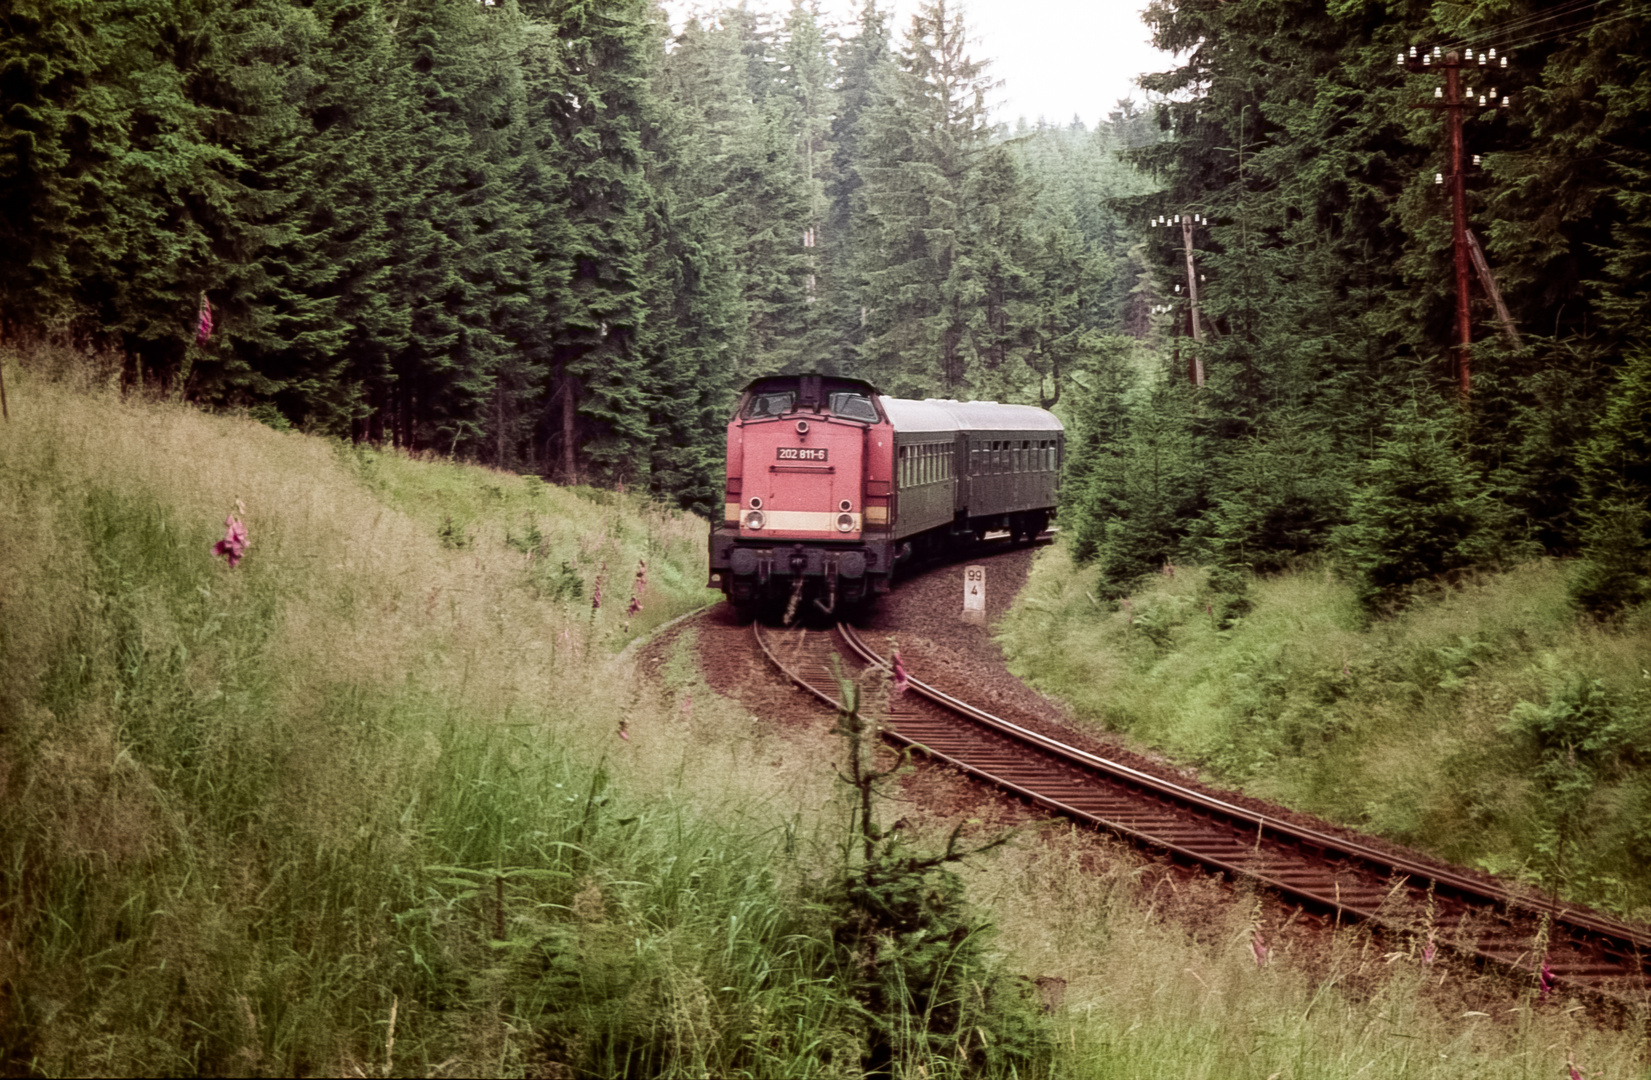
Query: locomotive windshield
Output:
[[827, 392, 878, 422], [744, 391, 796, 418]]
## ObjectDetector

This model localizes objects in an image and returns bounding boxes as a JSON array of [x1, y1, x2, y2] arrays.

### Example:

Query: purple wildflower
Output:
[[1539, 955, 1555, 998], [891, 649, 909, 695]]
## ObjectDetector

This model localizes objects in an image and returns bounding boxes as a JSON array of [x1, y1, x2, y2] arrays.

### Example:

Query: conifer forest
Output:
[[2, 0, 1648, 610]]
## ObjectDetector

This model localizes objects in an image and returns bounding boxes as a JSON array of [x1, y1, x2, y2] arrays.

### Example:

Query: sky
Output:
[[665, 0, 1176, 128]]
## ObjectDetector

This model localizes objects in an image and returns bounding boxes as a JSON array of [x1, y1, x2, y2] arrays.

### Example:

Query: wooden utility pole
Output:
[[1406, 44, 1510, 398], [1181, 215, 1206, 387], [1446, 53, 1472, 397]]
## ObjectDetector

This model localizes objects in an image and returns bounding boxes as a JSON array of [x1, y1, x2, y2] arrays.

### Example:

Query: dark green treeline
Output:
[[1, 0, 1150, 510], [1062, 0, 1651, 616]]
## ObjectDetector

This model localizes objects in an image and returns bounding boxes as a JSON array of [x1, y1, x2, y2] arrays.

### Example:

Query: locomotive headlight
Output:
[[749, 496, 763, 509], [796, 420, 810, 435], [744, 509, 766, 530], [839, 499, 853, 512], [836, 513, 855, 533]]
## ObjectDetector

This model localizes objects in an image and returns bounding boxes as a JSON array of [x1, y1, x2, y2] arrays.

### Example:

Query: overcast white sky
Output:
[[666, 0, 1174, 129]]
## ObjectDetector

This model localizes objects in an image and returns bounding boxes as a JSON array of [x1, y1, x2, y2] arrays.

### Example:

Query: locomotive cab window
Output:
[[827, 392, 879, 423], [744, 391, 795, 418]]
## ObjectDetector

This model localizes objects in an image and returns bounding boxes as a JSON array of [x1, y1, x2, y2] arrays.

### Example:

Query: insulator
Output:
[[1174, 283, 1181, 293], [1488, 48, 1496, 58], [1424, 54, 1432, 65], [1435, 173, 1444, 184], [1490, 88, 1497, 98], [1479, 53, 1486, 65], [1501, 96, 1509, 107], [1500, 57, 1507, 67], [1479, 95, 1487, 106], [1473, 154, 1482, 166], [1435, 87, 1443, 98], [1410, 45, 1418, 58], [1200, 274, 1206, 282], [1397, 52, 1405, 64]]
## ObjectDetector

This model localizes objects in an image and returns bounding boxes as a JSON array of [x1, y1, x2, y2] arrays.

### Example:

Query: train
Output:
[[707, 373, 1064, 615]]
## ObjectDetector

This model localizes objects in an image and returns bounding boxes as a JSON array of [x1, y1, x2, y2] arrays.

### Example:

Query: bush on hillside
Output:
[[1571, 347, 1651, 616], [1333, 413, 1490, 613]]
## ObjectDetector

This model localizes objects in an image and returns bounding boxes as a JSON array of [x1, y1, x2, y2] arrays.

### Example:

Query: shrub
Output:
[[1333, 413, 1488, 613]]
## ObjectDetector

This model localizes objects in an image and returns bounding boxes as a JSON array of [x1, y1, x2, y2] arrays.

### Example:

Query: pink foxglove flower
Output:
[[1539, 955, 1555, 998], [891, 649, 909, 695], [617, 719, 630, 742], [212, 514, 248, 567], [1421, 933, 1437, 965], [1251, 930, 1269, 967], [195, 292, 214, 345]]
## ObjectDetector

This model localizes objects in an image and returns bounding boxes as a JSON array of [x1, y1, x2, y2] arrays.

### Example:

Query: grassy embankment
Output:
[[1, 351, 1645, 1077], [998, 545, 1651, 922]]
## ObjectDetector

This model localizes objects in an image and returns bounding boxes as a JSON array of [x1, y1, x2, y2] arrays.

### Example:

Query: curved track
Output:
[[752, 619, 1651, 1002]]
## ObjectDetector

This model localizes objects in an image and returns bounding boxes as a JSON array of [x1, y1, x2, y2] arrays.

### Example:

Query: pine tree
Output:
[[1334, 410, 1488, 614], [526, 0, 656, 483], [854, 0, 997, 395], [823, 0, 893, 377], [1570, 347, 1651, 615], [0, 0, 129, 331]]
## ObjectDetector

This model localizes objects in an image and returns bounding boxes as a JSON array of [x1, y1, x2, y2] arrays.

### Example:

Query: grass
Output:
[[997, 543, 1651, 921], [2, 349, 1647, 1077], [966, 827, 1651, 1079]]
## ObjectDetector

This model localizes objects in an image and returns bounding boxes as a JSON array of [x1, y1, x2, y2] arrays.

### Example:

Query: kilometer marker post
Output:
[[963, 565, 986, 625]]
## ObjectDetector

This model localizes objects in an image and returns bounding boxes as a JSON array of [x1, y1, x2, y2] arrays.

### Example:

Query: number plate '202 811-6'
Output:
[[776, 447, 828, 462]]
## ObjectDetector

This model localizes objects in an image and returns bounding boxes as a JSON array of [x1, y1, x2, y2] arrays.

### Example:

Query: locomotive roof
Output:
[[878, 396, 1064, 435]]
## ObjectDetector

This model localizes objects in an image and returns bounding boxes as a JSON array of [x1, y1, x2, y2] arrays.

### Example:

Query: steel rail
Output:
[[840, 624, 1651, 952], [751, 619, 1651, 998]]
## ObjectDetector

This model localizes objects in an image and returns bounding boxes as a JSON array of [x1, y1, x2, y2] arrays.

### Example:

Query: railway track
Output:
[[752, 619, 1651, 1003]]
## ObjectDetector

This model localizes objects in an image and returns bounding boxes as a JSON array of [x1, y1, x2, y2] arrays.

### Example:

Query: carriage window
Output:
[[970, 445, 979, 475], [744, 391, 795, 418], [827, 392, 879, 423]]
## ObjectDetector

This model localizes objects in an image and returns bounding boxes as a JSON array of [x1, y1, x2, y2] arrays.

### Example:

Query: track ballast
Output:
[[752, 618, 1651, 1003]]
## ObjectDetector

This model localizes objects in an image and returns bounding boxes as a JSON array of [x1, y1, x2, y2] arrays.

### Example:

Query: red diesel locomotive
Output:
[[708, 373, 1064, 614]]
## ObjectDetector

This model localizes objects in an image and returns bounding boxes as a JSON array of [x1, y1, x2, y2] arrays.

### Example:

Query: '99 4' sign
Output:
[[777, 447, 829, 462]]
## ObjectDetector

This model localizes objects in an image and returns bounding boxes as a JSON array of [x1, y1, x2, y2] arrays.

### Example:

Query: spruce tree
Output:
[[854, 0, 997, 395], [0, 0, 129, 331], [1571, 347, 1651, 615], [525, 0, 656, 483]]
